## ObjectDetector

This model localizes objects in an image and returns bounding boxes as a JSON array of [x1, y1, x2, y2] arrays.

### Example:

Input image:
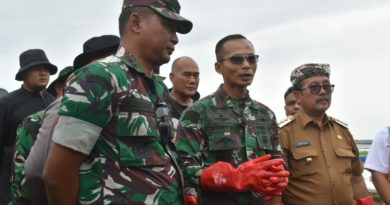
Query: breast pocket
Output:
[[116, 97, 157, 137], [334, 147, 355, 175], [254, 122, 272, 150], [116, 136, 170, 167], [114, 95, 169, 167], [207, 124, 242, 151], [290, 148, 319, 178]]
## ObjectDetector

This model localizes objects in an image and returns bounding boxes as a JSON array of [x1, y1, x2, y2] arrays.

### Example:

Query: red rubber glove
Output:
[[252, 165, 289, 194], [256, 163, 289, 201], [200, 155, 286, 193], [356, 196, 374, 205], [184, 195, 197, 205]]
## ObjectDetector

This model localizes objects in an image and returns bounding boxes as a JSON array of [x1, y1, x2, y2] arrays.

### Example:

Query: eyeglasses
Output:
[[219, 54, 259, 65], [301, 84, 335, 94]]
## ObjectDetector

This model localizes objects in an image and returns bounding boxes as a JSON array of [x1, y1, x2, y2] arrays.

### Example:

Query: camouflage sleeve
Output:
[[59, 65, 115, 127], [270, 112, 281, 152], [175, 102, 207, 188], [53, 64, 115, 155], [10, 112, 43, 204]]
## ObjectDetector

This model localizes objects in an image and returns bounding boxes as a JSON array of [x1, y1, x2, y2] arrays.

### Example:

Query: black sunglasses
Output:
[[301, 84, 335, 94], [219, 54, 259, 65]]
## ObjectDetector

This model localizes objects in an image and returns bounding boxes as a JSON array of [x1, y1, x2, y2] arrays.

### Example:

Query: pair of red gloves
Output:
[[200, 154, 289, 198]]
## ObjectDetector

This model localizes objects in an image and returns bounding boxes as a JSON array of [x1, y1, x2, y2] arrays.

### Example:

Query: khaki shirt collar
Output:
[[296, 109, 332, 129]]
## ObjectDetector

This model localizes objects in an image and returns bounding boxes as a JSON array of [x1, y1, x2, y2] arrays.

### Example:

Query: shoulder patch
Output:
[[330, 116, 348, 128], [278, 115, 295, 128]]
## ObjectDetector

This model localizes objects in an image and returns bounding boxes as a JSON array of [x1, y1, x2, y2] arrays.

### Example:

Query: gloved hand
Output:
[[184, 195, 197, 205], [254, 164, 290, 201], [200, 154, 287, 193], [253, 165, 289, 193], [356, 196, 374, 205]]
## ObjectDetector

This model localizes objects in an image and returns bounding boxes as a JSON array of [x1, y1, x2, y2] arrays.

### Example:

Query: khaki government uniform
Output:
[[279, 110, 363, 205]]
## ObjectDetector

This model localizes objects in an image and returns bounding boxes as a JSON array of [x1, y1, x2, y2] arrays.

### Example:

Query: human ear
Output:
[[128, 12, 142, 34], [215, 62, 222, 74]]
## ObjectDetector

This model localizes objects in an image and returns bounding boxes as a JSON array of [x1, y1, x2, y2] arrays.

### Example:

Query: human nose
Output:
[[39, 68, 50, 75], [293, 102, 300, 110], [318, 86, 330, 94], [188, 75, 197, 84], [242, 57, 251, 68], [171, 32, 178, 45]]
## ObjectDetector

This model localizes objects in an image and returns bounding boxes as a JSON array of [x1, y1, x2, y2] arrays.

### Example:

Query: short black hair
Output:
[[215, 34, 248, 60], [118, 6, 154, 37], [284, 86, 298, 100]]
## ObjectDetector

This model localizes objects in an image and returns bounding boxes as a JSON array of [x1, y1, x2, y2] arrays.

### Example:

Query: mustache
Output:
[[316, 96, 328, 103]]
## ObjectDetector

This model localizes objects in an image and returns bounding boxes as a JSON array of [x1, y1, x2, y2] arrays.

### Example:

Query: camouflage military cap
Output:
[[290, 63, 330, 86], [122, 0, 193, 34], [47, 66, 74, 96]]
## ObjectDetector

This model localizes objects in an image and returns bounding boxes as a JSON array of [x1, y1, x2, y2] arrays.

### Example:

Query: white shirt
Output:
[[364, 127, 390, 174]]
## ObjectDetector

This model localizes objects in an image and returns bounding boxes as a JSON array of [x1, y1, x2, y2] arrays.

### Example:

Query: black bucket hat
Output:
[[15, 49, 58, 81], [73, 35, 120, 69]]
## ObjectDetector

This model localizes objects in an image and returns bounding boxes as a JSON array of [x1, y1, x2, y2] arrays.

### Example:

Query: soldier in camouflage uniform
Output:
[[175, 34, 289, 205], [9, 66, 74, 205], [43, 0, 192, 204], [21, 35, 119, 205], [10, 111, 44, 205]]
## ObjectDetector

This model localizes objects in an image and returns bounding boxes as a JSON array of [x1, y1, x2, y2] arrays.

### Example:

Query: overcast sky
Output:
[[1, 0, 390, 139]]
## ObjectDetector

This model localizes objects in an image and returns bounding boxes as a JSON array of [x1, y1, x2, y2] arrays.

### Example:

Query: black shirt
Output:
[[0, 86, 54, 204], [170, 99, 190, 119], [168, 89, 200, 119], [0, 86, 54, 146]]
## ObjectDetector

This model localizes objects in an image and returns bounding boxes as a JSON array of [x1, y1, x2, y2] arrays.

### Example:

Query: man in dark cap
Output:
[[279, 63, 374, 205], [0, 48, 57, 204], [43, 1, 192, 204], [9, 34, 120, 205], [10, 66, 73, 205]]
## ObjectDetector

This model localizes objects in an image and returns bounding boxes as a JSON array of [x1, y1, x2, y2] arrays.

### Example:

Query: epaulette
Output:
[[278, 115, 295, 128], [330, 116, 348, 128]]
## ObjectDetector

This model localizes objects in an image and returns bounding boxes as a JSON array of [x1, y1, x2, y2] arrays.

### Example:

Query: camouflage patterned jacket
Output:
[[52, 47, 183, 205], [175, 85, 280, 205], [10, 111, 44, 205]]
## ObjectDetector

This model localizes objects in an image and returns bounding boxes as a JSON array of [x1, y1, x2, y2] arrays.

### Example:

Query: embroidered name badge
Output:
[[294, 140, 311, 148]]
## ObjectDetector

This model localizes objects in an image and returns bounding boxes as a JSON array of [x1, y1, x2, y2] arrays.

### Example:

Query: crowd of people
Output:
[[0, 0, 388, 205]]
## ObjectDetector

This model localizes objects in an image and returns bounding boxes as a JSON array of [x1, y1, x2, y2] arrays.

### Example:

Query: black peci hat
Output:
[[15, 49, 58, 81], [73, 35, 120, 69]]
